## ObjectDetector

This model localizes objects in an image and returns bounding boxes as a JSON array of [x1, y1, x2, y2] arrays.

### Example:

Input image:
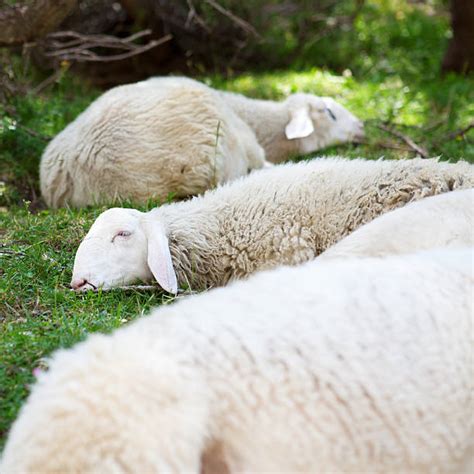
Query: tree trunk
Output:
[[442, 0, 474, 74], [0, 0, 77, 46]]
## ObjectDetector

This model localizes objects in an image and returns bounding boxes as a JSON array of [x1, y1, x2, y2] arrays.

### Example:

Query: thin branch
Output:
[[186, 0, 211, 32], [376, 123, 429, 158], [29, 67, 65, 95], [3, 104, 51, 140], [71, 285, 195, 295], [441, 121, 474, 141], [16, 123, 51, 141], [352, 138, 414, 153], [204, 0, 260, 38], [42, 31, 172, 63]]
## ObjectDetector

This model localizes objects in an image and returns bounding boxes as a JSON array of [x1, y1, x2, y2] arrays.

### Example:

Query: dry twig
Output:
[[376, 123, 429, 158], [71, 285, 195, 295], [442, 121, 474, 141], [352, 138, 414, 153], [204, 0, 260, 37], [186, 0, 211, 32], [41, 30, 172, 63], [29, 66, 65, 95]]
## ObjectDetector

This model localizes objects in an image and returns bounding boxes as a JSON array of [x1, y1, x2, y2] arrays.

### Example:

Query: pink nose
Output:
[[71, 278, 87, 290]]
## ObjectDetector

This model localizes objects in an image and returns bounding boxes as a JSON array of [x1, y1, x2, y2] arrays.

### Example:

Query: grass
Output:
[[0, 0, 473, 451]]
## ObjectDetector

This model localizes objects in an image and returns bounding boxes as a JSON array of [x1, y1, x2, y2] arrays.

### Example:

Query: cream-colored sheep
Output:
[[320, 188, 474, 259], [220, 89, 365, 162], [70, 157, 474, 293], [40, 77, 266, 208], [2, 248, 473, 473]]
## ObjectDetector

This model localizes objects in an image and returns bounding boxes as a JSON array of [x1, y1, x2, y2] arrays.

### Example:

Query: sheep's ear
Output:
[[285, 108, 314, 140], [144, 220, 178, 294]]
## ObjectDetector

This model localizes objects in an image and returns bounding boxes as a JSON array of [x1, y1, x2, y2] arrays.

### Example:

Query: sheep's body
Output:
[[320, 188, 474, 259], [158, 157, 474, 289], [220, 90, 364, 162], [40, 77, 266, 208], [2, 249, 473, 473], [71, 157, 474, 292]]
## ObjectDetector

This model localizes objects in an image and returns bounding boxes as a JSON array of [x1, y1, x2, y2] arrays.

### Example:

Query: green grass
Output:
[[1, 0, 473, 451]]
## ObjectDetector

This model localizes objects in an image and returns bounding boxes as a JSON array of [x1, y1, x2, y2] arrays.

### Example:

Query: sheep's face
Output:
[[71, 208, 152, 291], [71, 207, 178, 293], [285, 94, 364, 153]]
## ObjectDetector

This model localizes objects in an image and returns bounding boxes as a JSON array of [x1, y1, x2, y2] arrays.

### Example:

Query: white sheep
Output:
[[220, 89, 364, 162], [40, 76, 267, 208], [2, 248, 473, 473], [320, 188, 474, 259], [40, 76, 364, 208], [70, 157, 474, 293]]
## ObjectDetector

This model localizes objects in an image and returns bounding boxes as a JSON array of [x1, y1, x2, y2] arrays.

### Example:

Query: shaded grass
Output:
[[0, 0, 473, 452]]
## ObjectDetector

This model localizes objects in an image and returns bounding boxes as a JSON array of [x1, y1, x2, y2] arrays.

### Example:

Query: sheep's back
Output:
[[39, 78, 261, 207], [206, 157, 474, 279]]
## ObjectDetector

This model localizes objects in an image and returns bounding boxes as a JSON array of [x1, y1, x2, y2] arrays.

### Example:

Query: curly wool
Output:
[[2, 249, 473, 473], [40, 77, 266, 208], [156, 156, 474, 289], [319, 188, 474, 259]]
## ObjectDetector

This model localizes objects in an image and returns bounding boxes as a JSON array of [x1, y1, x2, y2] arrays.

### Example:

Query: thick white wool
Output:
[[2, 248, 473, 473], [40, 77, 266, 208], [320, 188, 474, 259]]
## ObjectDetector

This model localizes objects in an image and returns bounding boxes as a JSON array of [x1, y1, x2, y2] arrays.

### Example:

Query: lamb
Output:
[[320, 188, 474, 260], [70, 157, 474, 293], [2, 248, 473, 473], [40, 76, 267, 208], [220, 89, 364, 162]]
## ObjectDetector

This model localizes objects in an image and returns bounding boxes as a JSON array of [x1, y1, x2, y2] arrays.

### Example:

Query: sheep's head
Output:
[[284, 94, 364, 153], [71, 208, 178, 294]]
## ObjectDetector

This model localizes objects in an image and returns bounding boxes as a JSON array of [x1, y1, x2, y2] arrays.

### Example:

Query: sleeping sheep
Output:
[[40, 76, 267, 208], [220, 88, 364, 162], [70, 157, 474, 293], [40, 76, 363, 208], [320, 188, 474, 259], [2, 248, 473, 473]]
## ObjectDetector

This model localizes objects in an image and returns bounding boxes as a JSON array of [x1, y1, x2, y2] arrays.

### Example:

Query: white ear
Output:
[[144, 220, 178, 294], [285, 108, 314, 139]]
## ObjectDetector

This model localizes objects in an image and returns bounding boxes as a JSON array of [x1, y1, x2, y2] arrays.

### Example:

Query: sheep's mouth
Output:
[[71, 279, 98, 291], [82, 282, 98, 291]]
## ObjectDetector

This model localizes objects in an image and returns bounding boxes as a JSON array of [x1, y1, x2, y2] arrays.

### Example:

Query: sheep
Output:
[[40, 76, 267, 208], [70, 156, 474, 293], [320, 188, 474, 260], [219, 89, 365, 163], [2, 248, 473, 473]]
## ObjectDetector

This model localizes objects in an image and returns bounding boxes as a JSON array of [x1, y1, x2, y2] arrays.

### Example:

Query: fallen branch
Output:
[[70, 285, 195, 295], [29, 66, 65, 95], [41, 30, 173, 63], [0, 248, 26, 257], [186, 0, 211, 32], [204, 0, 260, 37], [376, 123, 429, 158], [15, 123, 51, 142], [3, 104, 51, 140], [352, 138, 414, 153], [441, 121, 474, 141]]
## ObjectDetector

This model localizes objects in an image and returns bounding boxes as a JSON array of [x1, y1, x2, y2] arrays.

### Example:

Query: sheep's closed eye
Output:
[[326, 108, 337, 121], [112, 230, 132, 242]]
